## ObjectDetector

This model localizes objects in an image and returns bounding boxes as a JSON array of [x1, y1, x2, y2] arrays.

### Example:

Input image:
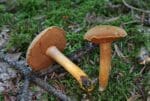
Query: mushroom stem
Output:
[[46, 46, 93, 91], [99, 42, 112, 91]]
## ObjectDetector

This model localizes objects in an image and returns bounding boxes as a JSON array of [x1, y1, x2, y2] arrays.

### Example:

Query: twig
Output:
[[69, 43, 97, 62], [30, 75, 71, 101], [129, 66, 135, 73], [134, 76, 147, 101], [137, 84, 147, 101], [0, 51, 31, 75], [131, 12, 150, 26], [17, 76, 31, 101], [139, 66, 146, 74], [114, 44, 129, 63], [127, 94, 141, 101], [122, 0, 150, 13], [0, 52, 70, 101], [121, 20, 138, 27]]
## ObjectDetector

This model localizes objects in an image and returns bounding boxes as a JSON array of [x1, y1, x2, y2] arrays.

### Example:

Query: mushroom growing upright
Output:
[[26, 26, 93, 91], [84, 25, 127, 91]]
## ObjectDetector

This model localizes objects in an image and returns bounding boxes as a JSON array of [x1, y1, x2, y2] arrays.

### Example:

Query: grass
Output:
[[0, 0, 149, 100], [0, 93, 3, 101]]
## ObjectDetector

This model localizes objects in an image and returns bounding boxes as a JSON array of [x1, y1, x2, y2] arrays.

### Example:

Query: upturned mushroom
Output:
[[84, 25, 127, 91], [26, 26, 93, 91]]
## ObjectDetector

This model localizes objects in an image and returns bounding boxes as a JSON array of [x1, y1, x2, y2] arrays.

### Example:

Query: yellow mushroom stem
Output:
[[46, 46, 93, 92], [99, 42, 112, 91]]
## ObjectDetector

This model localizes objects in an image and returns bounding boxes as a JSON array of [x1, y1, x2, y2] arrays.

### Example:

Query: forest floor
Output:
[[0, 0, 150, 101]]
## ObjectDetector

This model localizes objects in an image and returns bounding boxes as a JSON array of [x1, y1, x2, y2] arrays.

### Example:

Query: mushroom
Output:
[[26, 26, 93, 91], [84, 25, 127, 91]]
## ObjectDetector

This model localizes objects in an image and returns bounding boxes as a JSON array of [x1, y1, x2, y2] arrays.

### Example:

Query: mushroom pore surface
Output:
[[26, 26, 66, 71]]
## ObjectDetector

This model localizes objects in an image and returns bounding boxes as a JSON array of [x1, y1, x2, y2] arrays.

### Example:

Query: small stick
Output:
[[69, 43, 97, 62], [0, 51, 31, 75], [17, 76, 31, 101], [122, 0, 150, 13], [114, 44, 129, 63], [30, 75, 71, 101], [139, 66, 146, 74]]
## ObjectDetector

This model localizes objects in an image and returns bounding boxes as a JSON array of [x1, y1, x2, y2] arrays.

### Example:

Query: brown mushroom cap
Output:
[[84, 25, 127, 43], [26, 26, 66, 71]]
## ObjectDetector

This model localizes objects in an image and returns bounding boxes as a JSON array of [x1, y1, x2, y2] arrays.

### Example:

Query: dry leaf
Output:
[[0, 61, 17, 92], [4, 93, 16, 101], [6, 52, 22, 61], [137, 47, 150, 65], [0, 62, 16, 81], [0, 26, 10, 48], [0, 52, 23, 93], [127, 94, 141, 101]]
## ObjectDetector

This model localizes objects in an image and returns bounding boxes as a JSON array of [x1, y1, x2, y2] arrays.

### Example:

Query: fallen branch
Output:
[[30, 75, 70, 101], [122, 0, 150, 13], [17, 76, 31, 101], [0, 51, 70, 101]]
